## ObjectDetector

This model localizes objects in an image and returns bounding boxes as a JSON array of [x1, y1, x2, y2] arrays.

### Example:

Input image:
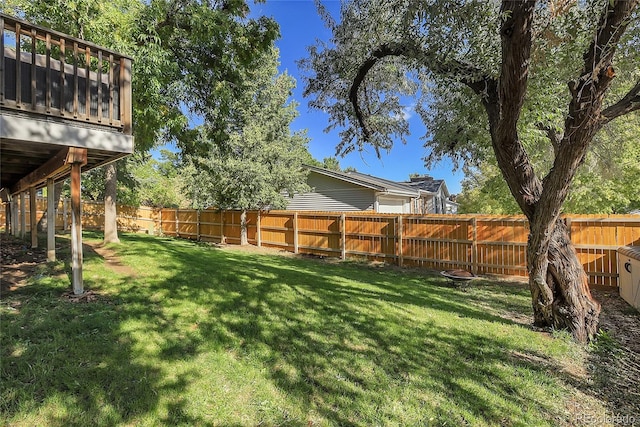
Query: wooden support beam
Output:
[[5, 201, 10, 233], [30, 187, 37, 248], [47, 178, 56, 262], [11, 197, 18, 236], [65, 147, 88, 166], [70, 161, 83, 295], [10, 147, 71, 195], [19, 192, 26, 239]]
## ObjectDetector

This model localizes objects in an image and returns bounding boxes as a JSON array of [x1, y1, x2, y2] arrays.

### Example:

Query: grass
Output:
[[1, 232, 602, 426]]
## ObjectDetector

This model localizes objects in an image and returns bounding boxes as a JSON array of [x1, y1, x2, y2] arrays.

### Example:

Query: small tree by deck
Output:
[[184, 48, 311, 244], [303, 0, 640, 342]]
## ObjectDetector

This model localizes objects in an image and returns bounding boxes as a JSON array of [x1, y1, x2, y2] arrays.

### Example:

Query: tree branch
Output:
[[536, 122, 562, 156], [348, 43, 496, 141], [600, 80, 640, 125], [488, 0, 540, 219], [535, 0, 638, 252], [348, 43, 408, 141]]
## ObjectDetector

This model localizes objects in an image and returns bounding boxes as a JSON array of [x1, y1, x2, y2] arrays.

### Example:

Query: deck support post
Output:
[[70, 163, 83, 294], [4, 202, 8, 233], [10, 197, 17, 236], [47, 178, 56, 261], [19, 192, 26, 239], [67, 148, 87, 295], [29, 187, 37, 248]]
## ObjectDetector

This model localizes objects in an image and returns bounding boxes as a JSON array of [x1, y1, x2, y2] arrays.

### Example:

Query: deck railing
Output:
[[0, 13, 132, 134]]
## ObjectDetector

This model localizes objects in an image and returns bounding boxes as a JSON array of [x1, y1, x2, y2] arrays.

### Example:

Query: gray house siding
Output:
[[287, 173, 375, 211]]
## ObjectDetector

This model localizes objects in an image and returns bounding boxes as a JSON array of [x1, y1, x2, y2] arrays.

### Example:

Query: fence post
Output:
[[197, 210, 201, 241], [341, 213, 346, 260], [471, 217, 478, 275], [220, 211, 225, 244], [256, 212, 262, 247], [175, 208, 179, 237], [397, 215, 404, 267], [293, 212, 299, 254]]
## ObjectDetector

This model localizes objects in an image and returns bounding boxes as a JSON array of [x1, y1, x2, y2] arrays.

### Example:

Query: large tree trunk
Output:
[[527, 219, 600, 343], [104, 163, 120, 244], [240, 209, 248, 246]]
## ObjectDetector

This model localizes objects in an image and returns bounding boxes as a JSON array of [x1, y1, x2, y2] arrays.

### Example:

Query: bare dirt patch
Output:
[[84, 241, 137, 278], [1, 233, 47, 294]]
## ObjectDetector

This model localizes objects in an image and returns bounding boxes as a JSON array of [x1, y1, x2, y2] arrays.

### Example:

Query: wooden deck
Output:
[[0, 13, 134, 295], [1, 13, 133, 194]]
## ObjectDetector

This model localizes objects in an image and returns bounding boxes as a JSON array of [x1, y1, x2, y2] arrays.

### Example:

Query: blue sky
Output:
[[251, 0, 465, 194]]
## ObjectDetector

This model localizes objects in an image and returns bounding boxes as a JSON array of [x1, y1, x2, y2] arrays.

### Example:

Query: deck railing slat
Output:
[[108, 53, 114, 123], [85, 47, 90, 119], [97, 50, 102, 122], [45, 33, 51, 112], [59, 37, 65, 115], [73, 41, 78, 117], [15, 22, 21, 106], [0, 16, 4, 103], [31, 28, 36, 109]]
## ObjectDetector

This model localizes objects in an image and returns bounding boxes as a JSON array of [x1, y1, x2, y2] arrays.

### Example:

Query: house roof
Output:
[[306, 165, 419, 197], [404, 176, 450, 197]]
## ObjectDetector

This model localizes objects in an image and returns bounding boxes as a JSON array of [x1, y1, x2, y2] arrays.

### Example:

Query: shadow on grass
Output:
[[1, 232, 587, 425]]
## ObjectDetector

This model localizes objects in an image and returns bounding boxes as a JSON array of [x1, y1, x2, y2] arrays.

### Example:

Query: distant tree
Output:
[[321, 157, 342, 171], [303, 0, 640, 341], [184, 48, 310, 245], [306, 156, 343, 171], [459, 117, 640, 214], [343, 166, 357, 173], [130, 151, 187, 208]]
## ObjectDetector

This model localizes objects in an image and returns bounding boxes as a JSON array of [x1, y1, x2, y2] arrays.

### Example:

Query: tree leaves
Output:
[[183, 48, 311, 211]]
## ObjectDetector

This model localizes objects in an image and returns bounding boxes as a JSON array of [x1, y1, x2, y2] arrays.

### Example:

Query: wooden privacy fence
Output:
[[2, 199, 639, 288]]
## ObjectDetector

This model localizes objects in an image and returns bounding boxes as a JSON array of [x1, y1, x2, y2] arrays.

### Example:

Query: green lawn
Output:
[[1, 232, 602, 426]]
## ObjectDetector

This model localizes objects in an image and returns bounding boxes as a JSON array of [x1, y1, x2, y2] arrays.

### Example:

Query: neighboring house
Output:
[[287, 166, 418, 213], [404, 176, 458, 214]]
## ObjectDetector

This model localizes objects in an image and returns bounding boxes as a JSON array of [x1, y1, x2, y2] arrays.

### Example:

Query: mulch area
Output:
[[589, 290, 640, 419], [0, 232, 47, 294]]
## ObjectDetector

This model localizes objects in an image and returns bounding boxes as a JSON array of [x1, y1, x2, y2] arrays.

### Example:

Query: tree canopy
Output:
[[303, 0, 640, 342]]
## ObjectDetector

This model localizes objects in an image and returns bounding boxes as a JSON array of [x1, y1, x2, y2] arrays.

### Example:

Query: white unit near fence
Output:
[[618, 246, 640, 311]]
